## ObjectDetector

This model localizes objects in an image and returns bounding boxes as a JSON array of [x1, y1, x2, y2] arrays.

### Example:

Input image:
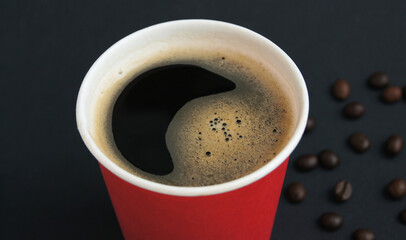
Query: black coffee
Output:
[[112, 65, 235, 175], [92, 49, 296, 186]]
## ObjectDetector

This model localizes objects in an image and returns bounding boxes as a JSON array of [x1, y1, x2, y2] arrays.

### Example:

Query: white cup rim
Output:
[[76, 19, 309, 197]]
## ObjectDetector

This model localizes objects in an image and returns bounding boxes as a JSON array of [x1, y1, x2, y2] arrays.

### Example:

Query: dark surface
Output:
[[1, 0, 406, 239]]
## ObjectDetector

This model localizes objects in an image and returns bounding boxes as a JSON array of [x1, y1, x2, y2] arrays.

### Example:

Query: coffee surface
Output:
[[92, 48, 297, 186]]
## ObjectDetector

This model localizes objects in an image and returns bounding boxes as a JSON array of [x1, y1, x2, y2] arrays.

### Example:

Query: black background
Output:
[[1, 1, 406, 239]]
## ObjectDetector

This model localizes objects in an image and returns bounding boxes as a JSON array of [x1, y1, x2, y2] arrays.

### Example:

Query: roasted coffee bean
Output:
[[368, 72, 389, 89], [403, 86, 406, 100], [353, 229, 376, 240], [285, 182, 306, 203], [386, 178, 406, 199], [348, 132, 370, 153], [344, 102, 365, 119], [381, 86, 402, 103], [319, 212, 343, 231], [305, 116, 316, 133], [318, 150, 340, 169], [334, 180, 353, 202], [332, 79, 350, 100], [399, 209, 406, 224], [386, 135, 403, 156], [295, 154, 318, 171]]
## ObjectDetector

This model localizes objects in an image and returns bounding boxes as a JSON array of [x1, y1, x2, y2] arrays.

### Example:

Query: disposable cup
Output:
[[76, 19, 308, 240]]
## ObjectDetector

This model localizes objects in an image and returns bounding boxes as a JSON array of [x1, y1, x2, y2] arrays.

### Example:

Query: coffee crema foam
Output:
[[91, 44, 297, 186]]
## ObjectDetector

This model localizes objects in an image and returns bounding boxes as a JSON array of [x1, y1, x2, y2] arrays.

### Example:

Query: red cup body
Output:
[[100, 158, 289, 240]]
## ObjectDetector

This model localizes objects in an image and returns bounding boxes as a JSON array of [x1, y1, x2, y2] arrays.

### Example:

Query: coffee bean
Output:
[[332, 79, 350, 100], [344, 101, 365, 119], [319, 212, 343, 231], [386, 135, 403, 156], [305, 116, 316, 133], [318, 150, 340, 169], [353, 229, 376, 240], [348, 132, 370, 153], [285, 182, 306, 203], [403, 86, 406, 100], [368, 72, 389, 89], [334, 180, 353, 202], [386, 178, 406, 199], [381, 86, 402, 103], [399, 209, 406, 224], [295, 154, 318, 171]]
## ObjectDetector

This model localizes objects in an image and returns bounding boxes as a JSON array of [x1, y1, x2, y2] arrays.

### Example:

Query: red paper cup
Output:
[[77, 20, 308, 240]]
